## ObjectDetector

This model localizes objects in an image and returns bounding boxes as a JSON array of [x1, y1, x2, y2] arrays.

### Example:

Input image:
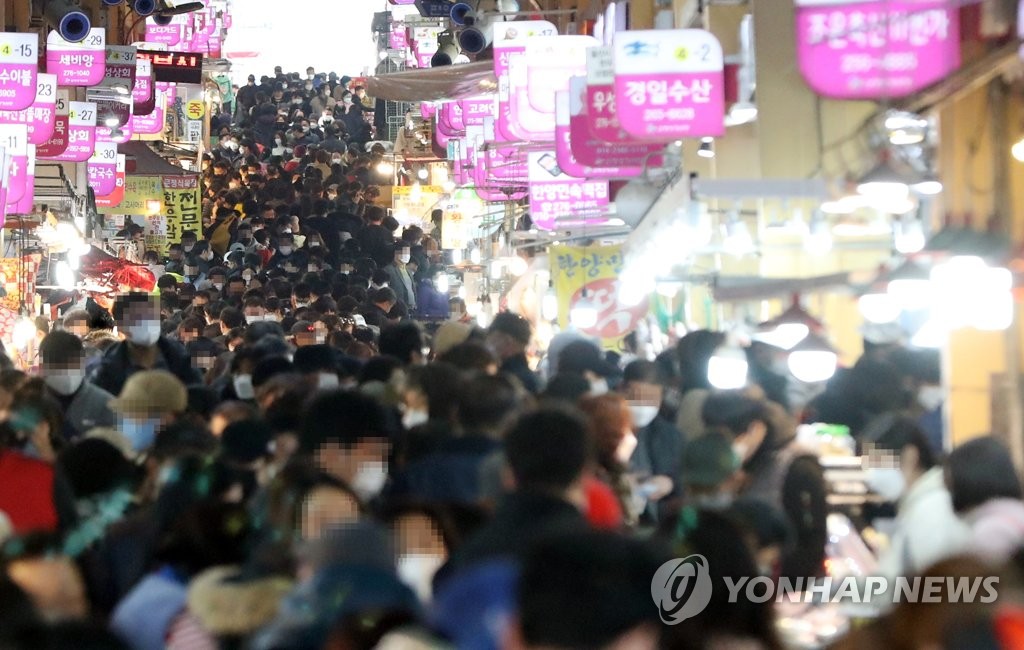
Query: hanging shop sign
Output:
[[131, 89, 166, 136], [566, 77, 661, 170], [460, 97, 494, 127], [393, 184, 445, 228], [551, 243, 650, 346], [47, 29, 106, 87], [0, 125, 28, 208], [555, 90, 641, 179], [145, 15, 185, 46], [527, 151, 609, 231], [94, 154, 126, 210], [0, 74, 58, 146], [136, 50, 204, 85], [162, 176, 202, 250], [103, 45, 138, 94], [51, 101, 98, 162], [586, 45, 649, 144], [612, 29, 725, 139], [524, 35, 599, 115], [87, 142, 119, 196], [441, 188, 486, 250], [794, 0, 960, 99], [98, 175, 161, 215], [36, 90, 71, 159], [0, 33, 39, 112], [10, 145, 35, 216], [494, 20, 557, 142], [95, 96, 133, 144], [133, 60, 155, 116]]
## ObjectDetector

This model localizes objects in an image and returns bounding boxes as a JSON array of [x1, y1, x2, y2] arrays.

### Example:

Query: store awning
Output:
[[364, 61, 497, 102], [119, 141, 193, 176]]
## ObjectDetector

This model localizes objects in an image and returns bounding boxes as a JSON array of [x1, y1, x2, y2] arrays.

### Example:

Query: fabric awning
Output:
[[119, 141, 193, 176], [364, 61, 497, 102]]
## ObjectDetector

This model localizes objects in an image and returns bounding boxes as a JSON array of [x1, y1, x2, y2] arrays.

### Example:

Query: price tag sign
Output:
[[0, 124, 29, 205], [87, 142, 119, 196], [0, 74, 59, 145], [46, 28, 106, 87], [44, 100, 97, 162], [0, 33, 39, 112], [613, 29, 725, 139]]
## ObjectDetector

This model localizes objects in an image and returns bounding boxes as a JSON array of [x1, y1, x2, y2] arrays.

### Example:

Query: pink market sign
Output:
[[145, 16, 184, 46], [508, 56, 555, 140], [481, 146, 527, 182], [585, 45, 637, 144], [0, 33, 39, 112], [133, 60, 155, 115], [43, 101, 97, 162], [156, 82, 177, 105], [11, 145, 35, 215], [612, 29, 725, 140], [795, 0, 960, 99], [87, 142, 119, 196], [460, 97, 494, 127], [47, 28, 106, 87], [555, 90, 643, 179], [494, 20, 557, 142], [528, 151, 609, 230], [94, 154, 126, 210], [102, 46, 137, 95], [0, 125, 29, 206], [36, 89, 71, 159], [131, 90, 165, 134], [441, 102, 465, 132], [0, 74, 58, 146], [524, 35, 599, 115], [567, 77, 661, 169]]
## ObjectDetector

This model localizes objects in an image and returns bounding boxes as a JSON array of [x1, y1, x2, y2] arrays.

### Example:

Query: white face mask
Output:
[[352, 461, 388, 500], [213, 282, 224, 291], [44, 370, 85, 396], [918, 385, 944, 412], [123, 321, 161, 346], [865, 467, 906, 502], [398, 254, 411, 264], [397, 553, 445, 603], [233, 373, 255, 400], [402, 408, 429, 430], [245, 314, 264, 324], [278, 246, 293, 255], [317, 372, 339, 390], [275, 138, 283, 146], [629, 404, 659, 429], [589, 378, 609, 396]]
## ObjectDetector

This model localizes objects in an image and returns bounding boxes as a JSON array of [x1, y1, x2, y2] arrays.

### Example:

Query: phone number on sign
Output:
[[841, 52, 918, 73]]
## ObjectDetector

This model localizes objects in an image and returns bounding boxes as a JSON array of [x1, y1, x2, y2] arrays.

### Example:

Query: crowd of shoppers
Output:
[[1, 64, 1024, 649]]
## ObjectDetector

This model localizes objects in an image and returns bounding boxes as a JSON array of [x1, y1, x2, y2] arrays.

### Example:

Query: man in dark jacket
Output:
[[39, 331, 116, 439], [91, 293, 201, 396], [359, 288, 396, 330], [440, 407, 590, 581], [487, 312, 540, 394]]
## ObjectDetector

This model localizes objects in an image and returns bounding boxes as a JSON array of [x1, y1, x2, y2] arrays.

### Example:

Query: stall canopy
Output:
[[364, 61, 497, 102], [119, 141, 191, 176]]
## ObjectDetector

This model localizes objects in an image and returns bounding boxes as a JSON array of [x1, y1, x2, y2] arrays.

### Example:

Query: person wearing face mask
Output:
[[384, 244, 417, 312], [39, 332, 116, 438], [299, 391, 394, 505], [219, 348, 260, 403], [108, 370, 188, 455], [293, 345, 341, 391], [862, 416, 969, 581], [702, 391, 827, 581], [579, 394, 649, 528], [557, 340, 621, 397], [91, 293, 202, 397], [619, 360, 682, 522]]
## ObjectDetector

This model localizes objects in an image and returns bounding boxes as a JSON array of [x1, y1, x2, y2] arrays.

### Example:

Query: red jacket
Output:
[[0, 449, 59, 534]]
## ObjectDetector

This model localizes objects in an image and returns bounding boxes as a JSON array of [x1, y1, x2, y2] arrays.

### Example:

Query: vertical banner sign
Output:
[[551, 244, 650, 347], [42, 97, 99, 161], [133, 60, 155, 115], [493, 21, 557, 142], [87, 142, 119, 196], [613, 29, 725, 139], [47, 29, 106, 87], [527, 151, 609, 231], [94, 154, 126, 210], [0, 125, 29, 206], [162, 176, 201, 250], [12, 145, 36, 215], [98, 175, 161, 215], [794, 0, 960, 99], [0, 74, 58, 145], [0, 33, 39, 112]]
